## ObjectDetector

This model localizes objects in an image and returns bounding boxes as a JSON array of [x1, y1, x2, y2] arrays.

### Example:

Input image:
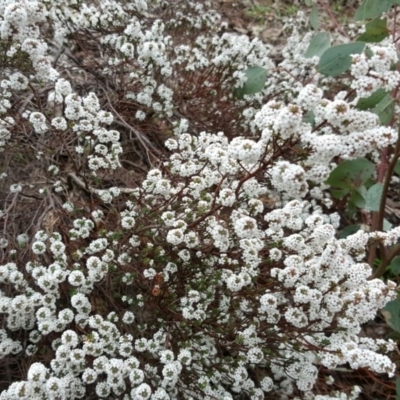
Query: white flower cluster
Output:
[[253, 87, 397, 194], [350, 43, 400, 98]]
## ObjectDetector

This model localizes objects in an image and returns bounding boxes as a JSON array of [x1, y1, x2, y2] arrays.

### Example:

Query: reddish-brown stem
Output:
[[370, 125, 400, 278]]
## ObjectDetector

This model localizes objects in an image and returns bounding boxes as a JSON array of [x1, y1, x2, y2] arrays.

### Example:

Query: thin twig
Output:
[[100, 86, 161, 165]]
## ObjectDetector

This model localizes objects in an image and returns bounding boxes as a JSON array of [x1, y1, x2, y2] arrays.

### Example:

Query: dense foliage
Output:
[[0, 0, 400, 399]]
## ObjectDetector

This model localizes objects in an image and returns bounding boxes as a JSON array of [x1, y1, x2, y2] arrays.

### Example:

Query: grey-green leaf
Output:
[[394, 159, 400, 176], [356, 88, 388, 110], [305, 32, 330, 58], [326, 158, 375, 189], [309, 6, 319, 30], [373, 93, 394, 125], [355, 0, 396, 21], [233, 66, 268, 99], [390, 257, 400, 276], [318, 42, 365, 76], [350, 189, 366, 209], [382, 298, 400, 332], [358, 17, 389, 42], [364, 182, 383, 211], [339, 225, 361, 239], [384, 218, 393, 232]]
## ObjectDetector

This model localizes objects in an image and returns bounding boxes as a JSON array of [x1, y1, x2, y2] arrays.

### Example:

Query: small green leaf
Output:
[[354, 0, 396, 21], [305, 0, 313, 6], [396, 377, 400, 400], [382, 298, 400, 332], [309, 6, 319, 30], [233, 66, 268, 99], [384, 218, 393, 232], [302, 110, 315, 124], [395, 159, 400, 175], [305, 32, 330, 58], [357, 185, 367, 199], [326, 158, 375, 189], [349, 189, 366, 209], [356, 88, 388, 110], [346, 201, 357, 218], [373, 93, 394, 125], [330, 188, 349, 200], [390, 257, 400, 276], [364, 182, 383, 211], [358, 18, 389, 42], [339, 225, 361, 239], [318, 42, 365, 76]]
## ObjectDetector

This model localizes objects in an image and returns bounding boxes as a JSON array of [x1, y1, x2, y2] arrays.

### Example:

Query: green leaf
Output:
[[309, 6, 319, 30], [233, 66, 268, 99], [390, 257, 400, 276], [349, 189, 366, 209], [395, 159, 400, 175], [396, 377, 400, 400], [354, 0, 396, 21], [305, 0, 313, 6], [305, 32, 330, 58], [364, 182, 383, 211], [346, 201, 357, 218], [373, 93, 394, 125], [356, 88, 387, 110], [382, 298, 400, 332], [384, 218, 393, 232], [330, 188, 349, 200], [318, 42, 365, 76], [357, 185, 367, 199], [326, 158, 375, 189], [339, 224, 361, 239], [358, 18, 389, 42], [302, 110, 315, 124]]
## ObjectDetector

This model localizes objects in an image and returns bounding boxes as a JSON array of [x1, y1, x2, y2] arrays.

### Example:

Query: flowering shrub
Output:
[[0, 0, 400, 399]]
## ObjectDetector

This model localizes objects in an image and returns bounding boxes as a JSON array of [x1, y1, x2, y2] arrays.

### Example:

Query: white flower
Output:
[[133, 383, 152, 400], [135, 110, 146, 120], [58, 308, 74, 324], [234, 216, 259, 239], [82, 368, 97, 384], [10, 183, 22, 193], [129, 368, 144, 385], [122, 311, 135, 324], [178, 249, 190, 261], [68, 270, 85, 286], [51, 117, 67, 130], [229, 137, 263, 164], [159, 349, 174, 364], [71, 293, 91, 314], [61, 330, 79, 348], [166, 229, 184, 245], [247, 347, 264, 363], [218, 188, 236, 207], [162, 362, 179, 380], [121, 216, 136, 229], [32, 240, 46, 255], [49, 241, 65, 256], [27, 362, 48, 382], [284, 307, 308, 328], [135, 338, 148, 352], [226, 274, 245, 292], [17, 234, 28, 247], [96, 381, 111, 398], [55, 79, 72, 96]]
